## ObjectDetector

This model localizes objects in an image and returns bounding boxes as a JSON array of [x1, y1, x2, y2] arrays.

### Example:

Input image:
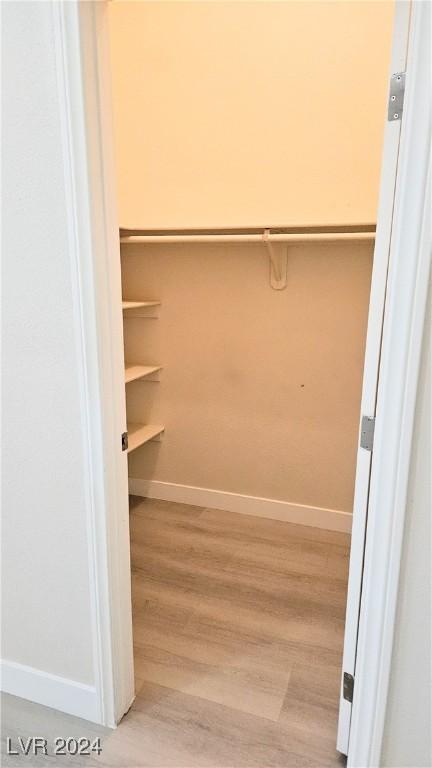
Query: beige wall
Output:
[[110, 1, 393, 513], [124, 240, 372, 512], [2, 1, 94, 684], [108, 1, 393, 229]]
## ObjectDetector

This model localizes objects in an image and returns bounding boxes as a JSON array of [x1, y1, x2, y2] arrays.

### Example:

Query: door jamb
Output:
[[337, 0, 411, 753], [347, 2, 431, 764], [53, 0, 134, 726]]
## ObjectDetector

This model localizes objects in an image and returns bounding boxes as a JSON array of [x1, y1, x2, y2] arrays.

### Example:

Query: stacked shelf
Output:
[[122, 300, 160, 311], [126, 422, 164, 453], [125, 363, 161, 384], [123, 297, 164, 454]]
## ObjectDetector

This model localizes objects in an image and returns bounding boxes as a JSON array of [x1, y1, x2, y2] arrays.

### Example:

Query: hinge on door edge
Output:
[[360, 415, 375, 452], [388, 72, 406, 121], [121, 431, 128, 452], [343, 672, 354, 703]]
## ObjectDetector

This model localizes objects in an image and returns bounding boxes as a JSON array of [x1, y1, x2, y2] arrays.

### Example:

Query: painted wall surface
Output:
[[1, 2, 94, 684], [108, 1, 393, 228], [111, 2, 389, 513], [124, 240, 372, 513], [381, 280, 431, 768]]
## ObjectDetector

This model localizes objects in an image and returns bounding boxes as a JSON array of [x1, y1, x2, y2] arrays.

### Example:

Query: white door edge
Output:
[[348, 1, 431, 763], [336, 0, 411, 754], [53, 0, 135, 726]]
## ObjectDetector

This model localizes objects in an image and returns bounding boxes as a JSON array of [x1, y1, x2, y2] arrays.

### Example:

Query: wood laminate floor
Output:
[[2, 498, 350, 767]]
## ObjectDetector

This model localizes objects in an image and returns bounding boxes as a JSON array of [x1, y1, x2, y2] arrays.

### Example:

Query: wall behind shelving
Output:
[[124, 240, 372, 514], [110, 1, 393, 515]]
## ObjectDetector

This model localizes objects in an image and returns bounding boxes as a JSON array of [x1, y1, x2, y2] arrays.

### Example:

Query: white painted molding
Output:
[[52, 1, 134, 727], [129, 479, 352, 533], [74, 1, 135, 726], [348, 2, 432, 765], [0, 661, 99, 723], [336, 1, 411, 754]]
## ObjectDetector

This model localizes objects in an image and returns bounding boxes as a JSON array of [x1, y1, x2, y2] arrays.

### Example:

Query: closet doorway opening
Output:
[[81, 0, 410, 763]]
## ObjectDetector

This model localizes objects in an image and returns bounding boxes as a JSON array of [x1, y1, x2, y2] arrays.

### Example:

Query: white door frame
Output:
[[336, 0, 411, 753], [347, 1, 431, 763], [53, 0, 134, 726], [60, 1, 431, 759]]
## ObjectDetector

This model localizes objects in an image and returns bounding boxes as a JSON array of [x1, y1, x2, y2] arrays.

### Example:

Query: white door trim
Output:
[[52, 1, 134, 726], [337, 0, 411, 752], [348, 2, 431, 765]]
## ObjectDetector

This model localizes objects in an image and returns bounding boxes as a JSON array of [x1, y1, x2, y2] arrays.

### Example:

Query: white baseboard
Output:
[[128, 479, 352, 533], [0, 660, 100, 723]]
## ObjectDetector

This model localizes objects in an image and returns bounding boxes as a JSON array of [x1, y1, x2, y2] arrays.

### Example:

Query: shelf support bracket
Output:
[[263, 230, 288, 290]]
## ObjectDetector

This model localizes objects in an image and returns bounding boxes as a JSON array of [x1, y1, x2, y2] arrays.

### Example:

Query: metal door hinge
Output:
[[360, 415, 375, 451], [343, 672, 354, 703], [388, 72, 405, 121], [121, 431, 128, 452]]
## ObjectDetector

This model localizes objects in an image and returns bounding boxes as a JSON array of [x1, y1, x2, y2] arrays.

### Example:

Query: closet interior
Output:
[[107, 1, 394, 761]]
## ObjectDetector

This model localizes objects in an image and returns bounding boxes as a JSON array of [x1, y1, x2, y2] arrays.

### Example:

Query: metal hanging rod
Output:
[[120, 226, 375, 245], [119, 226, 375, 290]]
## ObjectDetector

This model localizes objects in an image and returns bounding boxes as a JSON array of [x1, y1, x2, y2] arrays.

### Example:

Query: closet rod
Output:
[[119, 227, 375, 290], [120, 231, 375, 244]]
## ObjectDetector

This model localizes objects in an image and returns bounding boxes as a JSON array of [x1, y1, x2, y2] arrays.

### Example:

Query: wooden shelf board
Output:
[[122, 300, 160, 310], [127, 422, 164, 453], [125, 364, 162, 384]]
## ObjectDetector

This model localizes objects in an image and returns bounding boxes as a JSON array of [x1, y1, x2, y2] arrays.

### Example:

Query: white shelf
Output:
[[127, 422, 164, 453], [122, 300, 160, 310], [125, 363, 161, 384]]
